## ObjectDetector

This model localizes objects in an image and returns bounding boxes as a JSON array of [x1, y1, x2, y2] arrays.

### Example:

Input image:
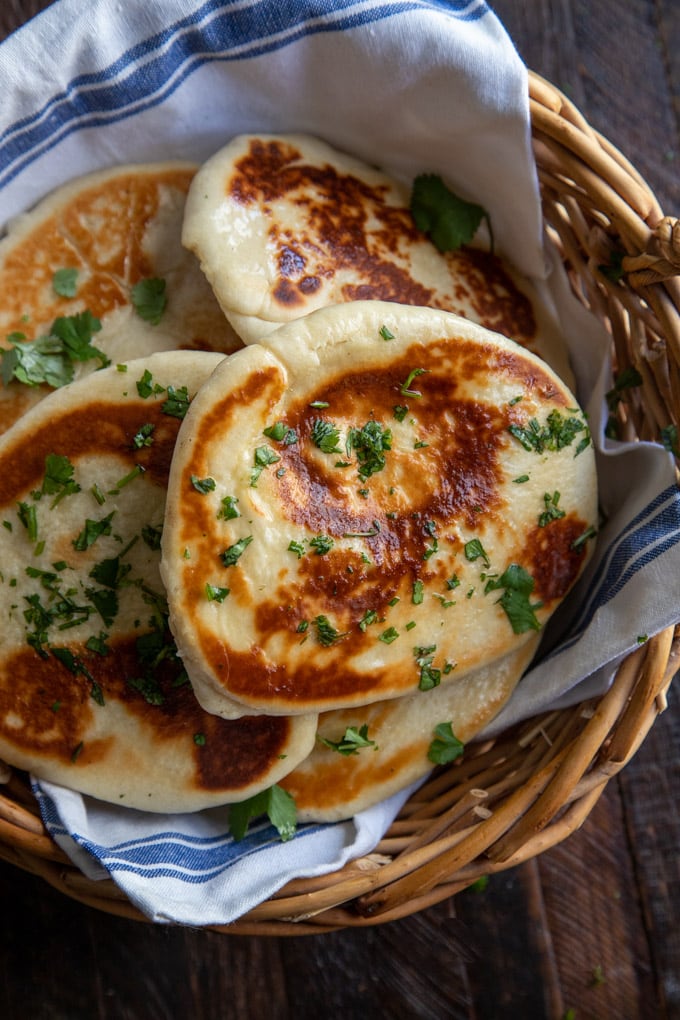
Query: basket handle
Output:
[[623, 216, 680, 285]]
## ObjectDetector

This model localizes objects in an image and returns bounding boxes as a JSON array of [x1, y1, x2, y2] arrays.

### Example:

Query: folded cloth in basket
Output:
[[1, 0, 678, 926]]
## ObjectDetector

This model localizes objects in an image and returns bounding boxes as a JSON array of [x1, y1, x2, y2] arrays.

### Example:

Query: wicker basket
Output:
[[0, 71, 678, 935]]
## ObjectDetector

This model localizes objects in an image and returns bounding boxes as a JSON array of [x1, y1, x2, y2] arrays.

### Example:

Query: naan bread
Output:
[[0, 350, 316, 812], [282, 636, 540, 821], [182, 133, 571, 380], [161, 301, 598, 720], [0, 162, 242, 434]]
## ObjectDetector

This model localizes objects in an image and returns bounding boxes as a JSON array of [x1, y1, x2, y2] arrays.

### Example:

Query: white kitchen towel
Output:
[[1, 0, 677, 925]]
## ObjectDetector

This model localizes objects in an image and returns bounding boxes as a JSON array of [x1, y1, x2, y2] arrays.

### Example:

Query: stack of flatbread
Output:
[[0, 135, 598, 822]]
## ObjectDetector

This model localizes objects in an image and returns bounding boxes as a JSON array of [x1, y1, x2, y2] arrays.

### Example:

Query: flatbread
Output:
[[161, 301, 598, 720], [0, 162, 243, 434], [182, 133, 572, 380], [0, 350, 316, 812], [281, 636, 540, 821]]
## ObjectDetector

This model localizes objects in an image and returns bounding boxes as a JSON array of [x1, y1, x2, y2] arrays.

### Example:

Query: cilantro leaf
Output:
[[220, 535, 253, 567], [52, 268, 78, 298], [161, 385, 191, 419], [411, 173, 492, 253], [311, 418, 342, 454], [318, 724, 377, 756], [72, 511, 115, 552], [250, 445, 280, 486], [229, 784, 297, 842], [50, 311, 106, 365], [485, 563, 542, 634], [41, 453, 81, 507], [131, 277, 167, 325], [191, 475, 216, 494], [427, 722, 465, 765]]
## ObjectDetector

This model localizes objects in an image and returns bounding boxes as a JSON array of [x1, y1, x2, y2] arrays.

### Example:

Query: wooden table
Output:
[[0, 2, 678, 1018]]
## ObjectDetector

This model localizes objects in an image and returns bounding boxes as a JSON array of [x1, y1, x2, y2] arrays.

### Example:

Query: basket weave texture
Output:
[[0, 72, 678, 934]]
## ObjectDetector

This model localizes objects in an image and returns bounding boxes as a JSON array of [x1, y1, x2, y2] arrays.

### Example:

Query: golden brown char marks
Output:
[[0, 399, 182, 505], [0, 638, 293, 792], [228, 139, 537, 342]]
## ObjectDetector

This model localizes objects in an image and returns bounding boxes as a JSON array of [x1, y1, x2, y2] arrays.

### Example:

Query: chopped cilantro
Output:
[[358, 609, 379, 632], [400, 367, 427, 398], [464, 538, 490, 568], [85, 587, 119, 627], [193, 732, 207, 747], [73, 511, 115, 551], [508, 409, 590, 457], [141, 523, 163, 550], [109, 465, 145, 493], [311, 418, 342, 454], [412, 579, 425, 605], [379, 626, 399, 644], [571, 525, 597, 551], [484, 564, 542, 634], [410, 173, 492, 253], [127, 675, 165, 706], [393, 404, 409, 423], [379, 324, 395, 341], [538, 490, 566, 527], [318, 724, 377, 755], [229, 784, 297, 842], [218, 495, 240, 520], [132, 423, 155, 449], [414, 644, 441, 691], [427, 722, 465, 764], [346, 421, 392, 480], [161, 385, 191, 419], [39, 452, 81, 507], [17, 501, 38, 542], [136, 369, 164, 399], [130, 277, 167, 325], [53, 268, 79, 298], [263, 421, 298, 445], [250, 445, 280, 486], [205, 583, 230, 602], [89, 554, 131, 590], [287, 539, 306, 559], [220, 535, 253, 567], [309, 534, 334, 555], [191, 475, 216, 494], [313, 614, 346, 646]]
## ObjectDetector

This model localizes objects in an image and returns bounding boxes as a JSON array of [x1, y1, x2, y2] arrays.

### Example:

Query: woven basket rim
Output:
[[0, 70, 678, 933]]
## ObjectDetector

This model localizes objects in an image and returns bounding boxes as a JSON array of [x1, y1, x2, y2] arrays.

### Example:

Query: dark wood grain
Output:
[[0, 3, 678, 1019]]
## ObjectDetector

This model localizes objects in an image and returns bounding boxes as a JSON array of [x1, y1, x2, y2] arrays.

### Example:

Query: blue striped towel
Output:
[[2, 0, 678, 925]]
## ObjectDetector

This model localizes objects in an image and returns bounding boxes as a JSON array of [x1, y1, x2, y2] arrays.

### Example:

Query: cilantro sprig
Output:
[[427, 722, 465, 765], [228, 784, 297, 842], [1, 311, 108, 389], [410, 173, 493, 253], [131, 277, 167, 325], [318, 724, 377, 756]]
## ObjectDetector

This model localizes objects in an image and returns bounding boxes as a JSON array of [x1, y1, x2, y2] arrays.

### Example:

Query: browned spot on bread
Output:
[[0, 168, 195, 341], [0, 638, 292, 792], [0, 398, 182, 504]]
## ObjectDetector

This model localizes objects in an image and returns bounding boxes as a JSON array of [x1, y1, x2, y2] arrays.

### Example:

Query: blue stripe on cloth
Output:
[[33, 780, 334, 884], [0, 0, 488, 188], [543, 485, 680, 659], [71, 821, 333, 883]]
